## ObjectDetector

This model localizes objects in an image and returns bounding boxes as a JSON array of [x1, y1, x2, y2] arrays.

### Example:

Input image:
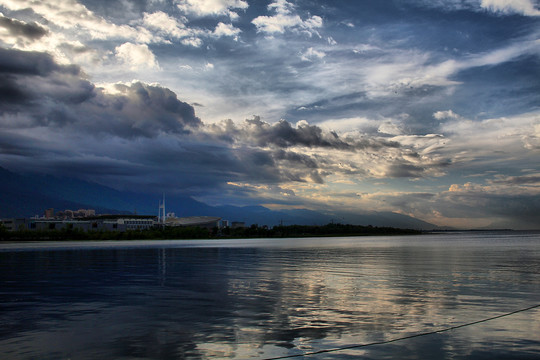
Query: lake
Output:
[[1, 232, 539, 359]]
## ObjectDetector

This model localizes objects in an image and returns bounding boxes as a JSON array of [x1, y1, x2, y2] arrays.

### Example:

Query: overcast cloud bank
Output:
[[1, 0, 539, 229]]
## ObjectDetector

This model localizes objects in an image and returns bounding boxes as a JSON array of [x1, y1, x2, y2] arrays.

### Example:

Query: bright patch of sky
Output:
[[0, 0, 539, 229]]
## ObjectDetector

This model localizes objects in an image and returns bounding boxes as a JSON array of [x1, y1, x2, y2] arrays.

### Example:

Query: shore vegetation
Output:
[[0, 223, 421, 241]]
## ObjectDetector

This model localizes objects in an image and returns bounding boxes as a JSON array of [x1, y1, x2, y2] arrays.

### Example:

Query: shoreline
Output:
[[0, 223, 423, 241]]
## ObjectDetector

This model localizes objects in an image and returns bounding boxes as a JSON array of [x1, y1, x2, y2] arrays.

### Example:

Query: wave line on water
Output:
[[260, 303, 540, 359]]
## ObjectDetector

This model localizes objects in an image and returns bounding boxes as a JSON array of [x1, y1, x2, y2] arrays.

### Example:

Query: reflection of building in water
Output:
[[158, 248, 167, 286]]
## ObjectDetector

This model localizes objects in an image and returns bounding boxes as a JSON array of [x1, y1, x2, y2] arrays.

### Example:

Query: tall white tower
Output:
[[158, 194, 166, 224]]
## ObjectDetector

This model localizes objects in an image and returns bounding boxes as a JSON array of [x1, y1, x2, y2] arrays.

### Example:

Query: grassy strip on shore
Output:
[[0, 223, 421, 241]]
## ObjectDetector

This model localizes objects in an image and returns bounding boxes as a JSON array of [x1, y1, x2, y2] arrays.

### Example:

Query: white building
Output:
[[165, 216, 221, 230]]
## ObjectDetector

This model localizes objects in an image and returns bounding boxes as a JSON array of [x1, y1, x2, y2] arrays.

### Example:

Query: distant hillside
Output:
[[0, 166, 438, 230], [339, 211, 439, 230], [0, 166, 210, 217]]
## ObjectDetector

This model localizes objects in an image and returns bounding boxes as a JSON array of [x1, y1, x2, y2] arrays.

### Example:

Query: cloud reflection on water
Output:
[[0, 235, 539, 359]]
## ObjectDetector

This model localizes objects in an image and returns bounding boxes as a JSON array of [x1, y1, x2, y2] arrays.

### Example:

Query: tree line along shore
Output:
[[0, 223, 421, 241]]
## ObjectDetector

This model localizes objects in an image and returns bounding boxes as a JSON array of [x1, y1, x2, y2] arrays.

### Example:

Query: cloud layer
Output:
[[0, 0, 539, 229]]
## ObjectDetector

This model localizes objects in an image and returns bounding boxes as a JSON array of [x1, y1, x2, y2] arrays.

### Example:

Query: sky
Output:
[[0, 0, 539, 229]]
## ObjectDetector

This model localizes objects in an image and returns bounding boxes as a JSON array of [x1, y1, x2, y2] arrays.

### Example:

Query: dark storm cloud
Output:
[[0, 48, 76, 76], [0, 76, 30, 105], [385, 163, 426, 178], [379, 181, 540, 229], [490, 175, 540, 185], [48, 158, 145, 177], [82, 82, 202, 137], [385, 156, 451, 178], [485, 195, 540, 228], [206, 116, 407, 170], [0, 48, 90, 112], [0, 48, 200, 136], [206, 116, 362, 151], [0, 48, 308, 190], [0, 131, 42, 156], [0, 0, 538, 230], [0, 46, 454, 197], [244, 117, 351, 149], [0, 15, 48, 40], [273, 149, 318, 169], [269, 149, 326, 184], [212, 116, 400, 154], [375, 192, 437, 215], [441, 190, 540, 229], [201, 116, 448, 184]]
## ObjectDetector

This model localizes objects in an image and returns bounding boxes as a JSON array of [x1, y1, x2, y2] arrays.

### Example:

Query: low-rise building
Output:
[[1, 218, 28, 231], [165, 216, 221, 230], [57, 209, 96, 219], [1, 215, 158, 232], [231, 221, 246, 229], [44, 208, 54, 219], [116, 217, 156, 230]]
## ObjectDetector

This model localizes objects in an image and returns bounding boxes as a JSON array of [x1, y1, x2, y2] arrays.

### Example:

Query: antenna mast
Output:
[[159, 194, 166, 224]]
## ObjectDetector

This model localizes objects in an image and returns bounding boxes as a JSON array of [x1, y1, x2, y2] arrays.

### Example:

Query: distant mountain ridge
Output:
[[0, 166, 439, 230]]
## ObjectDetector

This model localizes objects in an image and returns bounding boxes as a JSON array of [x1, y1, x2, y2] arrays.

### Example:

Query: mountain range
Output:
[[0, 166, 439, 230]]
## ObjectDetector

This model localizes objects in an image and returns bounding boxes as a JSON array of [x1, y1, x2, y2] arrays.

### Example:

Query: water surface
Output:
[[1, 232, 539, 359]]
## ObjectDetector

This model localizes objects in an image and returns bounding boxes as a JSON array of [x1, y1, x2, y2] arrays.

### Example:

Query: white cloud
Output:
[[361, 36, 539, 98], [213, 22, 241, 38], [414, 0, 540, 16], [268, 0, 295, 14], [252, 0, 323, 35], [252, 14, 300, 34], [115, 43, 160, 70], [142, 11, 214, 46], [353, 44, 379, 53], [433, 110, 462, 120], [378, 121, 404, 136], [318, 117, 380, 133], [480, 0, 540, 16], [1, 0, 148, 41], [300, 47, 326, 61], [181, 37, 203, 47], [177, 0, 248, 19], [143, 11, 187, 38], [437, 112, 540, 171]]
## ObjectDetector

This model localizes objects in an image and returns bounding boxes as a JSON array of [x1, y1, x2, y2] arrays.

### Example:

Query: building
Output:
[[28, 219, 92, 232], [1, 215, 158, 232], [231, 221, 246, 229], [116, 217, 156, 231], [1, 218, 28, 232], [219, 219, 229, 228], [165, 216, 221, 230], [2, 213, 228, 234], [56, 209, 96, 219]]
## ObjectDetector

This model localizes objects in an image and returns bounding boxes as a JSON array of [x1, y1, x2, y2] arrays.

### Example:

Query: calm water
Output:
[[1, 232, 539, 359]]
